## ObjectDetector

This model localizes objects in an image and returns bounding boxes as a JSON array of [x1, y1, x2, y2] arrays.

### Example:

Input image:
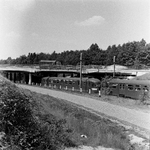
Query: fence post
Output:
[[89, 89, 91, 94], [72, 87, 74, 91]]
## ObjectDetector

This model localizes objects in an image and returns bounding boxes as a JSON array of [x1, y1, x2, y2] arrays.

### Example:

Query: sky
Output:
[[0, 0, 150, 59]]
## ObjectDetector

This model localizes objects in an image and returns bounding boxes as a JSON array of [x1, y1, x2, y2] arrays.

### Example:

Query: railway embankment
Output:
[[0, 75, 149, 150]]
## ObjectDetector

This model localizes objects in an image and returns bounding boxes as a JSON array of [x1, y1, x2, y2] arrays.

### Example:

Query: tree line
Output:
[[1, 39, 150, 69]]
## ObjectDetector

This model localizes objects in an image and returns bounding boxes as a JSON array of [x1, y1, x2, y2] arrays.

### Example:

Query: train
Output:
[[41, 76, 150, 100], [108, 79, 150, 99], [41, 76, 101, 93]]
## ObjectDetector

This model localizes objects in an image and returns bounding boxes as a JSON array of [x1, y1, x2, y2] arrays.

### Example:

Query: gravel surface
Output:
[[18, 84, 150, 132]]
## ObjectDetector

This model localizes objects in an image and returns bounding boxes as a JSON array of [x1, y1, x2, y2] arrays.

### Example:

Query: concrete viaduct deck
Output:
[[0, 66, 82, 85], [0, 65, 146, 85]]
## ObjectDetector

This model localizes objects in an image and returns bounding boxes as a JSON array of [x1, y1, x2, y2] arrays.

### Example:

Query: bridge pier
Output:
[[21, 73, 26, 84], [14, 72, 17, 83], [4, 72, 9, 80], [28, 73, 32, 85], [15, 72, 20, 83], [8, 72, 11, 80], [19, 72, 23, 83], [12, 72, 15, 82]]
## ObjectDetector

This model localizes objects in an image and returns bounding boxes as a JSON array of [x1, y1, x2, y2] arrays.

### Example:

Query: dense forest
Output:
[[1, 39, 150, 69]]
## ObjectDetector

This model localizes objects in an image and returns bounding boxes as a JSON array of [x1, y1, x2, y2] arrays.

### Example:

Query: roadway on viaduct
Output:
[[18, 84, 150, 135]]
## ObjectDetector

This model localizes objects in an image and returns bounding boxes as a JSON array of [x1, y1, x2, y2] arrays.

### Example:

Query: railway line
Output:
[[18, 84, 150, 135]]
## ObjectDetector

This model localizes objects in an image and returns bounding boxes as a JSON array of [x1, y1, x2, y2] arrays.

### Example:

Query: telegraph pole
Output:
[[113, 56, 116, 78], [80, 53, 82, 92]]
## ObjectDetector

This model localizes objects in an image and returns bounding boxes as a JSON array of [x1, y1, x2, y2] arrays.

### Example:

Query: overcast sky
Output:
[[0, 0, 150, 59]]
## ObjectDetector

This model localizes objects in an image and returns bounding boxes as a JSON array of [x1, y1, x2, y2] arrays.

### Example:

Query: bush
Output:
[[139, 90, 150, 105], [0, 81, 75, 150], [101, 76, 112, 95]]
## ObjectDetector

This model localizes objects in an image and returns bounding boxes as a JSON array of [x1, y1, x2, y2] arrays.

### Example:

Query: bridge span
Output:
[[0, 65, 82, 85], [0, 65, 143, 85]]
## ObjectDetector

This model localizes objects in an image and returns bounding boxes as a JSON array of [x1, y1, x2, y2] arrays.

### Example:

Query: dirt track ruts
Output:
[[18, 84, 150, 132]]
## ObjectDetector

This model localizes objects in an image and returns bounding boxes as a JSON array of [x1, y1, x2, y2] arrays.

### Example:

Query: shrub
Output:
[[0, 81, 75, 150], [101, 76, 112, 95], [139, 90, 150, 105]]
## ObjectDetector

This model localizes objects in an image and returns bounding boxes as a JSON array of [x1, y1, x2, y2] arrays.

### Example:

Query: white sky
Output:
[[0, 0, 150, 59]]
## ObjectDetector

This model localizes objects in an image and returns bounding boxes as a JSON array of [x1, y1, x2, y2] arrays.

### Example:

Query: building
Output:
[[39, 60, 61, 69]]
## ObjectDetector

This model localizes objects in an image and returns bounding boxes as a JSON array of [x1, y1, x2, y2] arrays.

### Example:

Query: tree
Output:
[[15, 55, 27, 64], [1, 39, 149, 67], [6, 57, 12, 64], [92, 51, 107, 65], [50, 51, 57, 60], [84, 43, 101, 65], [106, 45, 119, 65], [117, 42, 138, 66]]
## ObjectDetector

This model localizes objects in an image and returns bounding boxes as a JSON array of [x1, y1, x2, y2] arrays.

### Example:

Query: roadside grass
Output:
[[23, 89, 134, 150]]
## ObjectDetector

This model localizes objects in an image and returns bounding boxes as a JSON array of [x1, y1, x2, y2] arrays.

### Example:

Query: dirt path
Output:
[[18, 84, 150, 133]]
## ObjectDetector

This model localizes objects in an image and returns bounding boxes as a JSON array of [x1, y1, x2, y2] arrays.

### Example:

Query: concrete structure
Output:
[[1, 65, 148, 84], [0, 65, 81, 84]]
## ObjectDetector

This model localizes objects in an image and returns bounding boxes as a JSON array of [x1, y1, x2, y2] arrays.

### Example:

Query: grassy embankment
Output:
[[0, 75, 134, 150]]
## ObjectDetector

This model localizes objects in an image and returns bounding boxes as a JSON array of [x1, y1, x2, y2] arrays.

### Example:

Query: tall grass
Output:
[[28, 91, 134, 150]]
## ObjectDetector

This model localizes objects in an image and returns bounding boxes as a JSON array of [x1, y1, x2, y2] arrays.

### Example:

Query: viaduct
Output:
[[0, 65, 138, 85]]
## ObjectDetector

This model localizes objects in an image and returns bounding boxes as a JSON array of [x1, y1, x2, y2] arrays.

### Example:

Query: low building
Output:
[[39, 60, 61, 69]]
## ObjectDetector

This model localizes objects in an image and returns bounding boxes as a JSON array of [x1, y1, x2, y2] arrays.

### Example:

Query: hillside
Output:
[[0, 75, 146, 150], [0, 75, 75, 150]]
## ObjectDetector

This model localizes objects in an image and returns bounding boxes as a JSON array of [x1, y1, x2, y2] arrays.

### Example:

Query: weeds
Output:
[[29, 91, 133, 150], [139, 90, 150, 105], [0, 77, 76, 150]]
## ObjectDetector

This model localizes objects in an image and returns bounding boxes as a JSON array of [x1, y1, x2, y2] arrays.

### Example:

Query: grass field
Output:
[[22, 88, 134, 150]]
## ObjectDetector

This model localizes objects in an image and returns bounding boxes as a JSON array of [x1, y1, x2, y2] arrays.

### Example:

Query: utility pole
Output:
[[80, 53, 82, 92], [113, 56, 115, 78]]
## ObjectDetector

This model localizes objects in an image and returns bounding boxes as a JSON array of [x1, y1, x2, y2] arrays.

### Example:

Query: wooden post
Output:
[[89, 89, 91, 94], [98, 90, 101, 97], [113, 56, 116, 78], [72, 87, 74, 91], [80, 53, 82, 92]]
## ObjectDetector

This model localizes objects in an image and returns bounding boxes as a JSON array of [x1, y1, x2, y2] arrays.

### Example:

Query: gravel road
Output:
[[18, 84, 150, 132]]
